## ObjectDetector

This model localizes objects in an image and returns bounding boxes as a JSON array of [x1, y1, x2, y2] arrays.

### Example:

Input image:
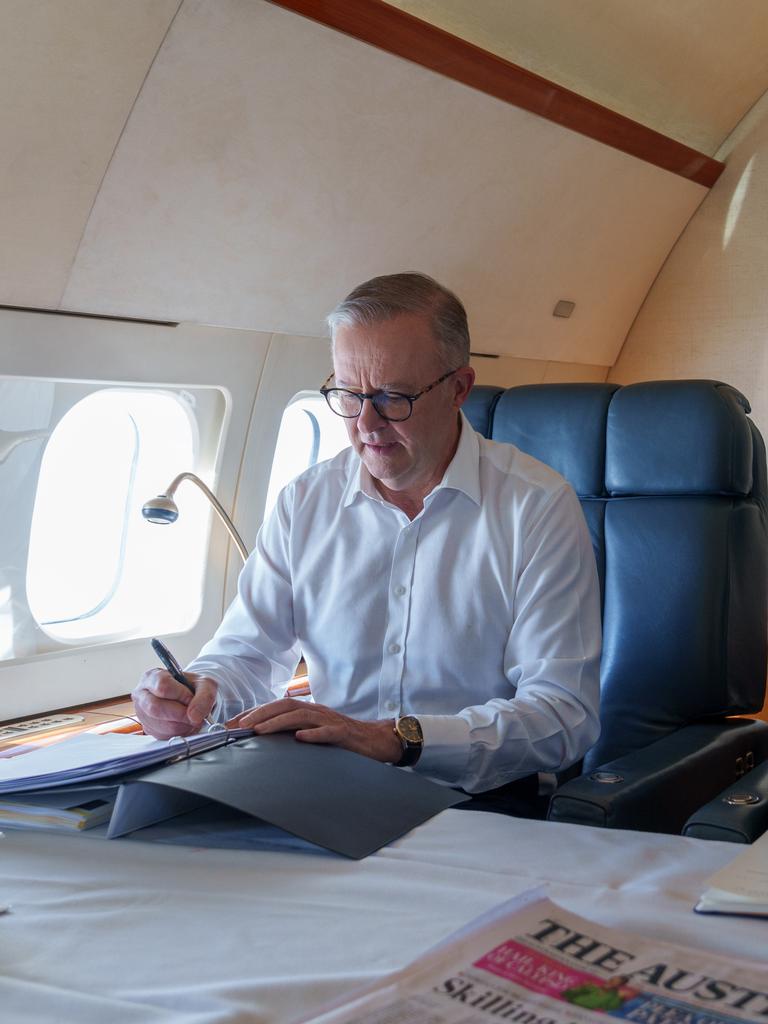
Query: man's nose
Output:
[[357, 396, 388, 433]]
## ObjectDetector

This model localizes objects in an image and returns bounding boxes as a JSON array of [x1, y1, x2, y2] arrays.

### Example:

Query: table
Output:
[[1, 810, 765, 1023]]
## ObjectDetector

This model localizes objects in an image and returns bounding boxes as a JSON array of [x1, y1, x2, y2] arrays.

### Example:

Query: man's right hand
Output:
[[132, 669, 218, 739]]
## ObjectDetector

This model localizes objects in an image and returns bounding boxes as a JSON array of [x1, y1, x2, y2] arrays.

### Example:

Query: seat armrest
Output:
[[682, 759, 768, 843], [547, 720, 768, 834]]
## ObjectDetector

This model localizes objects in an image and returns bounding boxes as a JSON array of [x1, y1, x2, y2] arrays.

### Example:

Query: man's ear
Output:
[[453, 366, 476, 408]]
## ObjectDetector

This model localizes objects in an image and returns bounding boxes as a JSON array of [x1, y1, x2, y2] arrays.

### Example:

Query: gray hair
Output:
[[326, 272, 470, 368]]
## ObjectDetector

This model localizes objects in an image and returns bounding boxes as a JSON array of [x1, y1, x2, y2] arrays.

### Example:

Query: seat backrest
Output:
[[465, 380, 768, 770]]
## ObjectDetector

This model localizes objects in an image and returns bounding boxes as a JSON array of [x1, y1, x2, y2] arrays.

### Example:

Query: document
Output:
[[0, 729, 250, 793], [0, 730, 463, 857], [696, 830, 768, 916], [302, 889, 768, 1023], [0, 787, 117, 831]]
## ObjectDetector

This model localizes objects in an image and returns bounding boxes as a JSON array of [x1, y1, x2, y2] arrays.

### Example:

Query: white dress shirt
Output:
[[188, 412, 601, 793]]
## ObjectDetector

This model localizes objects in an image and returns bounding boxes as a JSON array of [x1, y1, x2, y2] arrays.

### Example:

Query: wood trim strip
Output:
[[267, 0, 724, 188]]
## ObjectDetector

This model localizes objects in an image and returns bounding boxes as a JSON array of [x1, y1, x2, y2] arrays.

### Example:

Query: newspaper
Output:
[[302, 889, 768, 1024]]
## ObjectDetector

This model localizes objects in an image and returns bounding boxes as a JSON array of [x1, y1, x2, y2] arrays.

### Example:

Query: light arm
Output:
[[142, 471, 248, 563]]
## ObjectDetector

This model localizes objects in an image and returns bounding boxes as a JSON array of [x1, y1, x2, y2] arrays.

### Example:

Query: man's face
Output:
[[331, 312, 474, 497]]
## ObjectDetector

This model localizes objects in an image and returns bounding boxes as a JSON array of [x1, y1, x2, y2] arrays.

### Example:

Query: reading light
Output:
[[142, 471, 248, 563]]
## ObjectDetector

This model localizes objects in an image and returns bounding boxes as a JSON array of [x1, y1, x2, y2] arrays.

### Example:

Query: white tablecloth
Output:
[[1, 810, 764, 1023]]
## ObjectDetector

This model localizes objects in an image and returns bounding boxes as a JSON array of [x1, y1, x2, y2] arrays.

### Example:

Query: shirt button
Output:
[[388, 643, 401, 654], [384, 700, 397, 712], [394, 585, 406, 596]]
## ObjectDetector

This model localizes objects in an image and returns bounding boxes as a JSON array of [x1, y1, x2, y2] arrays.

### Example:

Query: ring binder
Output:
[[0, 728, 464, 858], [0, 727, 254, 795], [167, 735, 193, 763]]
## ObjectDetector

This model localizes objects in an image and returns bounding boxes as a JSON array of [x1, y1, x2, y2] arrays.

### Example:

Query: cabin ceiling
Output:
[[1, 1, 764, 366], [388, 0, 768, 157], [0, 0, 181, 311]]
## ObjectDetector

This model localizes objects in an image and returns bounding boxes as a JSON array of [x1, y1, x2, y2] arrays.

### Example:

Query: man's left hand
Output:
[[227, 698, 403, 763]]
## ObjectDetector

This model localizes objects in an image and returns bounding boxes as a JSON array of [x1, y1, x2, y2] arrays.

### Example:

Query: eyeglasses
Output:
[[320, 368, 460, 422]]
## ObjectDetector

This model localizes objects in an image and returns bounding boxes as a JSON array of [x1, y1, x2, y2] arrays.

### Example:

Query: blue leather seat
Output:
[[464, 380, 768, 834], [682, 760, 768, 842]]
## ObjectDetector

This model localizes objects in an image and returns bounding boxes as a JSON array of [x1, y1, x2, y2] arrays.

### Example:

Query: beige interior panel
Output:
[[540, 361, 608, 385], [389, 0, 768, 155], [0, 310, 270, 720], [610, 87, 768, 443], [62, 0, 705, 368], [0, 0, 179, 308], [471, 356, 608, 388]]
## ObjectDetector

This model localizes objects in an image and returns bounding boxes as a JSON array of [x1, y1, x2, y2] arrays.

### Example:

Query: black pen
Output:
[[151, 637, 217, 729]]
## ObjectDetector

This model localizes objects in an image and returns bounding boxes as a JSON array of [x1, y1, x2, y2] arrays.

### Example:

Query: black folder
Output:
[[108, 732, 465, 858]]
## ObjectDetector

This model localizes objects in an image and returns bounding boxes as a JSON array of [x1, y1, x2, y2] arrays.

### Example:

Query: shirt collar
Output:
[[437, 411, 481, 506], [342, 411, 481, 509]]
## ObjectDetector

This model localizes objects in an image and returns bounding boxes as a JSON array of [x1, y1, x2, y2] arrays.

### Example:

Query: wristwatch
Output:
[[394, 715, 423, 767]]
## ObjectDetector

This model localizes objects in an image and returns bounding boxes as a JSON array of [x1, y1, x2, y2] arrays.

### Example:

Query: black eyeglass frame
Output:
[[319, 368, 460, 422]]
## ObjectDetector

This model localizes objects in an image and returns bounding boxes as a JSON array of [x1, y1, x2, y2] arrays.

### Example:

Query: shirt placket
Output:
[[377, 514, 422, 719]]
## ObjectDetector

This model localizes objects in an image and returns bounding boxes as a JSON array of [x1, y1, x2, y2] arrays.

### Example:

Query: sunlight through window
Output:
[[27, 389, 205, 643], [723, 156, 754, 250], [265, 392, 349, 516]]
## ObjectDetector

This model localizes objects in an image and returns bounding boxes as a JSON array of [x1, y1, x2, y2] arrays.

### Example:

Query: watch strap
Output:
[[394, 716, 423, 767], [395, 742, 421, 768]]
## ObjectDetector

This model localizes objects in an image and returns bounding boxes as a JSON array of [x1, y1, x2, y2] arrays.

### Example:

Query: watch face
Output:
[[397, 716, 423, 744]]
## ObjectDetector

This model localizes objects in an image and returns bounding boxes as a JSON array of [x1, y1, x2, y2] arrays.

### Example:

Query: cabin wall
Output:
[[611, 89, 768, 439], [610, 91, 768, 720], [471, 356, 608, 388], [0, 309, 330, 720]]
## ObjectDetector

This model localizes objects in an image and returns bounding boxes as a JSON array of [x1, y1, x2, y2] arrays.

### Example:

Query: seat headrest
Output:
[[489, 383, 618, 497], [606, 381, 753, 496], [463, 385, 502, 437]]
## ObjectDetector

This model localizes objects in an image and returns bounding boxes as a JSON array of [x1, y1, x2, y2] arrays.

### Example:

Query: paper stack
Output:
[[0, 788, 117, 831], [0, 728, 251, 794], [695, 829, 768, 916]]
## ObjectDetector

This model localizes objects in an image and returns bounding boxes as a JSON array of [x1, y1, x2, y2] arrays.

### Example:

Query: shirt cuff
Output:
[[415, 714, 472, 785]]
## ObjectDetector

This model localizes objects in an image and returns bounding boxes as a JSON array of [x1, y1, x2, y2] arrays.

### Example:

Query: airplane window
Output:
[[29, 393, 141, 632], [26, 388, 203, 646], [0, 383, 225, 663], [264, 392, 350, 516]]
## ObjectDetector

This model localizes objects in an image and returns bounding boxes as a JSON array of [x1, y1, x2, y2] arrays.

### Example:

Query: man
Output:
[[133, 272, 601, 809]]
